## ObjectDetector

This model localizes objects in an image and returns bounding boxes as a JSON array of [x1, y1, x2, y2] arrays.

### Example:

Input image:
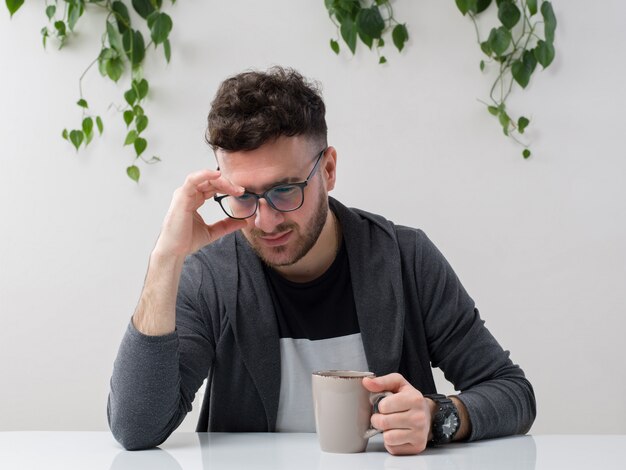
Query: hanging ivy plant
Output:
[[6, 0, 557, 182], [6, 0, 175, 182], [325, 0, 557, 159]]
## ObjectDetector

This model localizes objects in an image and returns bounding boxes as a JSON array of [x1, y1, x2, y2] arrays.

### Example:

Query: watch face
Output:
[[442, 413, 459, 437]]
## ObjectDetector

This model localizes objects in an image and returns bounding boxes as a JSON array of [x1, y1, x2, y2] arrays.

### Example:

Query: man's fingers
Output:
[[375, 390, 425, 415], [206, 217, 247, 242], [181, 170, 244, 198], [363, 373, 409, 394], [384, 440, 427, 456]]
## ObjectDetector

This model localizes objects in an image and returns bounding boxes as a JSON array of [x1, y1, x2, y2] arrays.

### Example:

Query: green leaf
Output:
[[356, 6, 384, 39], [133, 105, 144, 116], [498, 110, 510, 136], [480, 60, 485, 71], [41, 27, 49, 49], [124, 130, 138, 145], [112, 1, 131, 34], [487, 105, 499, 116], [534, 40, 555, 68], [518, 116, 530, 134], [106, 57, 124, 82], [124, 89, 137, 106], [377, 37, 385, 48], [96, 116, 104, 135], [77, 99, 88, 109], [62, 129, 69, 140], [123, 110, 134, 127], [541, 2, 557, 44], [127, 165, 140, 182], [512, 50, 537, 88], [480, 40, 492, 57], [340, 19, 357, 54], [487, 26, 512, 56], [147, 10, 159, 29], [134, 137, 147, 156], [498, 1, 521, 30], [135, 79, 149, 100], [522, 149, 531, 159], [163, 39, 171, 62], [458, 0, 492, 15], [107, 21, 124, 56], [131, 0, 155, 19], [54, 21, 66, 37], [523, 49, 537, 74], [150, 12, 173, 45], [69, 130, 84, 150], [392, 24, 409, 52], [527, 0, 537, 16], [136, 115, 149, 134], [330, 38, 340, 54], [67, 0, 84, 31], [475, 0, 492, 13], [98, 48, 111, 76], [379, 56, 387, 64], [123, 29, 146, 66], [358, 30, 373, 49], [82, 117, 94, 137], [455, 0, 470, 15], [46, 5, 56, 20], [511, 51, 537, 89], [6, 0, 24, 17]]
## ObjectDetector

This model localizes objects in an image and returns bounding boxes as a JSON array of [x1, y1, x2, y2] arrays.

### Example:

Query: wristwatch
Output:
[[424, 394, 460, 445]]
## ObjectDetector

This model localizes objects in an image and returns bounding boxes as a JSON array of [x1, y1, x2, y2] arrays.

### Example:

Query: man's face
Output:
[[216, 136, 335, 268]]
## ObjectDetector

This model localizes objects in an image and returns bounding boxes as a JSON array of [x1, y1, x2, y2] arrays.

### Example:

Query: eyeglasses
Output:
[[214, 148, 327, 220]]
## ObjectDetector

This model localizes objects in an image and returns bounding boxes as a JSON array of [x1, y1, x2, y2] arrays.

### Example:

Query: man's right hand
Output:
[[154, 169, 248, 259], [133, 169, 247, 336]]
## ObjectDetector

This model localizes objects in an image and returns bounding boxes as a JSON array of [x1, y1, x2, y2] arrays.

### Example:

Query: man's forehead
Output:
[[215, 146, 311, 192]]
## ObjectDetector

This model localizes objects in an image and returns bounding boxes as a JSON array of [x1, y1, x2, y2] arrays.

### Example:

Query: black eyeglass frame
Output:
[[214, 147, 328, 220]]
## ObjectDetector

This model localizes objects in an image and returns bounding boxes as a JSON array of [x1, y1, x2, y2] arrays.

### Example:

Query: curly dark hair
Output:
[[206, 66, 327, 152]]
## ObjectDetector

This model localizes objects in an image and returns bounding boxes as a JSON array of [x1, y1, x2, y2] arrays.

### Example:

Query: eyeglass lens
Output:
[[221, 185, 304, 219]]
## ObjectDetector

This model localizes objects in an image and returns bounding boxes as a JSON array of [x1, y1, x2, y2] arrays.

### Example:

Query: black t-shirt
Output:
[[264, 240, 359, 340]]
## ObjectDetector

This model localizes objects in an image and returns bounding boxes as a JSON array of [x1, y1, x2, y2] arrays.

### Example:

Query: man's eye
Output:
[[235, 193, 254, 202], [272, 186, 297, 195]]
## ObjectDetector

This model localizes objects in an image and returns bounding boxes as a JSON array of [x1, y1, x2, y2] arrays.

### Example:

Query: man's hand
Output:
[[133, 169, 247, 336], [363, 373, 433, 456], [154, 169, 248, 258]]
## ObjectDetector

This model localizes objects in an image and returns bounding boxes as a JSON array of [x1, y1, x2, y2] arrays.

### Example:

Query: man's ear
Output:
[[323, 146, 337, 192]]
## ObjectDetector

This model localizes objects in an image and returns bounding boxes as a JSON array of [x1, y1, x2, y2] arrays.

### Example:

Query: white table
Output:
[[0, 432, 624, 470]]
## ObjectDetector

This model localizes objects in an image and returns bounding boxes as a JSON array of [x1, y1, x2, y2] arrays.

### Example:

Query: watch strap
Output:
[[424, 393, 460, 446]]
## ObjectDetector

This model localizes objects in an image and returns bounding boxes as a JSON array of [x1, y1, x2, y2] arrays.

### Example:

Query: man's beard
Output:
[[242, 188, 329, 268]]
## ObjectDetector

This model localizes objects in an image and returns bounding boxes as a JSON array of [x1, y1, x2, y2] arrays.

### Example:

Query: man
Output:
[[108, 67, 535, 454]]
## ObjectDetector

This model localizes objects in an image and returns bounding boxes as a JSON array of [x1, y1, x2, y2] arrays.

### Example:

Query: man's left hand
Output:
[[362, 373, 433, 456]]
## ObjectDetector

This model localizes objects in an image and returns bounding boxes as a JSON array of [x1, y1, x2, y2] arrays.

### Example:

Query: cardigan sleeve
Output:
[[415, 230, 536, 441], [107, 254, 217, 450]]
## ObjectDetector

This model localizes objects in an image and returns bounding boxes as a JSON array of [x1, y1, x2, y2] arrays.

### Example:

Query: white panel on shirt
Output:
[[275, 332, 369, 432]]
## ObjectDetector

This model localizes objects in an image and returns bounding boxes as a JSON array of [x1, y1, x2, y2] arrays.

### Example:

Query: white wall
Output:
[[1, 1, 624, 434]]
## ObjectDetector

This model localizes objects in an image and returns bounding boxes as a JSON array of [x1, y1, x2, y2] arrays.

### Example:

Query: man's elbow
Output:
[[109, 421, 168, 451]]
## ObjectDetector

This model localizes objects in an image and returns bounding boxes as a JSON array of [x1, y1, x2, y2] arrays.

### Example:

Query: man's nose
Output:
[[253, 199, 284, 233]]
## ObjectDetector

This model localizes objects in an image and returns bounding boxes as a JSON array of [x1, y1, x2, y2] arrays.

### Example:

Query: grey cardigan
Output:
[[108, 197, 535, 450]]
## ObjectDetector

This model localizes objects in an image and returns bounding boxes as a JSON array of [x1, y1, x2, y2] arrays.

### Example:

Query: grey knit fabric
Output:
[[108, 197, 535, 450]]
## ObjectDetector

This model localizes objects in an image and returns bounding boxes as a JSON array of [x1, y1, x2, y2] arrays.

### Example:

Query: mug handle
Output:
[[363, 391, 392, 439]]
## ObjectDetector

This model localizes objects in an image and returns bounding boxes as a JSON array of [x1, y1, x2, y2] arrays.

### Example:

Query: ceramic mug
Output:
[[312, 370, 391, 453]]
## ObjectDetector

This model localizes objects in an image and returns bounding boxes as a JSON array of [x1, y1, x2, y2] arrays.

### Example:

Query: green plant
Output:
[[6, 0, 174, 182], [6, 1, 557, 179], [325, 0, 409, 64], [324, 0, 557, 159]]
